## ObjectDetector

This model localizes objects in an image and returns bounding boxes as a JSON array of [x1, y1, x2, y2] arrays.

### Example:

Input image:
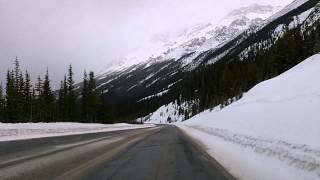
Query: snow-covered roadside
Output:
[[178, 125, 320, 180], [177, 54, 320, 180], [0, 122, 155, 142]]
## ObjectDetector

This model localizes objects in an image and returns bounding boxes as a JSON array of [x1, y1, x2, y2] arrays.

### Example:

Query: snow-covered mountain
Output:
[[88, 0, 320, 122], [95, 4, 283, 91], [90, 4, 285, 120], [140, 0, 320, 123], [99, 4, 282, 75]]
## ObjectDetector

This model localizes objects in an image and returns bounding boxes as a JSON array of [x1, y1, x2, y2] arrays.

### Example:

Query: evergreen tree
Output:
[[42, 69, 55, 121], [87, 71, 99, 122], [81, 71, 89, 122], [18, 72, 25, 121], [58, 79, 66, 121], [14, 57, 20, 90], [12, 57, 24, 121], [58, 75, 69, 121], [63, 75, 68, 102], [6, 70, 17, 122], [67, 65, 76, 121], [19, 72, 24, 94], [34, 76, 43, 121], [24, 71, 32, 121], [0, 83, 5, 120], [314, 31, 320, 54], [31, 88, 36, 121]]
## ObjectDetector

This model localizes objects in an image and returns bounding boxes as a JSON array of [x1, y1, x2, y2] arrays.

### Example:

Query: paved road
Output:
[[0, 125, 234, 180]]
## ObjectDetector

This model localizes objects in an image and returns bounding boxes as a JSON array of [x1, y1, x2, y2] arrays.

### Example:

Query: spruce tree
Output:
[[11, 57, 24, 121], [88, 71, 98, 122], [19, 72, 24, 94], [313, 31, 320, 54], [58, 75, 69, 121], [0, 83, 5, 120], [18, 72, 25, 121], [63, 75, 68, 102], [58, 80, 66, 121], [14, 57, 20, 90], [42, 69, 55, 121], [6, 70, 17, 122], [67, 65, 76, 121], [31, 88, 36, 122], [81, 71, 89, 122], [34, 76, 43, 121], [24, 71, 32, 121]]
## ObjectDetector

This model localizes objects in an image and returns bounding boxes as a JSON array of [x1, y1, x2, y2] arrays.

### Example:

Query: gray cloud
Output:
[[0, 0, 293, 88]]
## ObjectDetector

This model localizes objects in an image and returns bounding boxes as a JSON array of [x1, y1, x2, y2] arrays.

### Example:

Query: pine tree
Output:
[[11, 57, 25, 121], [58, 80, 66, 121], [35, 76, 42, 95], [19, 72, 24, 94], [313, 31, 320, 54], [31, 88, 36, 122], [87, 71, 98, 122], [57, 75, 69, 121], [14, 57, 20, 90], [42, 69, 55, 121], [67, 65, 76, 121], [34, 76, 43, 121], [6, 70, 17, 122], [0, 83, 5, 120], [24, 71, 32, 121], [63, 75, 68, 102], [81, 71, 89, 122], [18, 72, 25, 121]]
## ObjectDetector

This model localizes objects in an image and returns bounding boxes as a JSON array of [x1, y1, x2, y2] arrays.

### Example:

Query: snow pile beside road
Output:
[[0, 122, 155, 142], [178, 54, 320, 180]]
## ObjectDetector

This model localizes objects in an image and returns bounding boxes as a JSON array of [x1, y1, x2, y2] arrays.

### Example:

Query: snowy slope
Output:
[[98, 4, 283, 77], [0, 123, 155, 141], [267, 0, 308, 23], [238, 0, 319, 61], [178, 54, 320, 180], [143, 102, 185, 124], [93, 4, 285, 115], [92, 1, 318, 122]]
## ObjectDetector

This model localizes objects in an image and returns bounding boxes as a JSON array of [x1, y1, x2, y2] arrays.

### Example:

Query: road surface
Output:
[[0, 125, 234, 180]]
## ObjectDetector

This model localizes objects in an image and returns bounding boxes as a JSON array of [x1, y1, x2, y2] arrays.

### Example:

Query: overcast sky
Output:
[[0, 0, 293, 88]]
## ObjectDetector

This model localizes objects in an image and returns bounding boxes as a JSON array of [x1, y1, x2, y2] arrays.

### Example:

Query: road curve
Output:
[[0, 125, 234, 180]]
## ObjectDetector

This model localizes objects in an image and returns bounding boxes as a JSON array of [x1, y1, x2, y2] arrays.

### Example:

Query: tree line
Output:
[[0, 57, 112, 123], [175, 18, 320, 118]]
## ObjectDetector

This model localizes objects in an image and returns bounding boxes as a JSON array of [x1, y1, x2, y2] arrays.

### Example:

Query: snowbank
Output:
[[178, 54, 320, 180], [144, 102, 184, 124], [0, 122, 155, 142]]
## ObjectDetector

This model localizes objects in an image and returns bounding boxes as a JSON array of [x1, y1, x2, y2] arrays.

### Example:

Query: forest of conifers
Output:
[[177, 20, 320, 118], [0, 58, 114, 124]]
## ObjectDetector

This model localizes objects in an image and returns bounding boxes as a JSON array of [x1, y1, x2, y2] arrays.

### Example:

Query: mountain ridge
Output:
[[83, 0, 320, 123], [98, 4, 283, 77]]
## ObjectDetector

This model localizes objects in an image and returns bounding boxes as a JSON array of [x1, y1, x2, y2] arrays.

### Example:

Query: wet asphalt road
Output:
[[0, 125, 234, 180]]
